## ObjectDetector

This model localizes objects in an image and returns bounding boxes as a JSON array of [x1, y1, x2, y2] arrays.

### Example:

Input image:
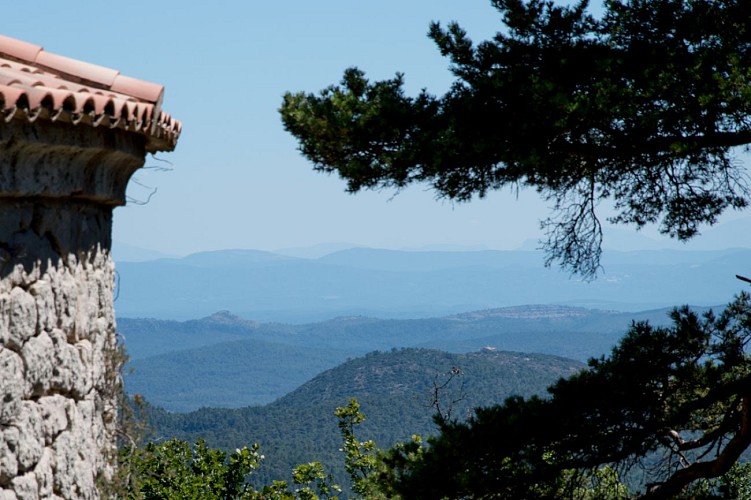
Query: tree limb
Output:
[[641, 395, 751, 500]]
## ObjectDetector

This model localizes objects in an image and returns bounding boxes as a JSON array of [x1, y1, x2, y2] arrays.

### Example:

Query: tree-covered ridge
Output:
[[145, 347, 583, 489], [123, 304, 682, 411], [280, 0, 751, 276], [275, 348, 581, 410]]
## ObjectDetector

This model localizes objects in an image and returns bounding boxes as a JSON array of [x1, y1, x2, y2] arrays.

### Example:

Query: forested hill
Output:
[[148, 347, 584, 489], [275, 348, 582, 411], [122, 304, 684, 411]]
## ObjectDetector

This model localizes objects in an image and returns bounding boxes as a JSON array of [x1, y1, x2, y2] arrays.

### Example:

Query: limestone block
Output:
[[91, 317, 109, 343], [0, 294, 9, 345], [32, 450, 52, 499], [7, 262, 40, 290], [74, 340, 94, 396], [20, 333, 53, 397], [0, 349, 23, 425], [23, 329, 87, 398], [51, 430, 96, 500], [73, 303, 91, 343], [89, 323, 114, 354], [14, 403, 42, 472], [48, 329, 84, 397], [74, 285, 112, 345], [71, 401, 100, 459], [9, 473, 37, 500], [36, 397, 69, 446], [87, 344, 106, 392], [72, 273, 93, 341], [49, 431, 74, 499], [7, 288, 37, 348], [0, 488, 17, 500], [0, 426, 19, 484], [28, 281, 54, 334], [52, 270, 76, 339], [90, 270, 107, 312], [81, 397, 114, 482]]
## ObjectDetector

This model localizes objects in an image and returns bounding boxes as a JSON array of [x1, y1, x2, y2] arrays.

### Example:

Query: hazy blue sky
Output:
[[4, 1, 749, 256]]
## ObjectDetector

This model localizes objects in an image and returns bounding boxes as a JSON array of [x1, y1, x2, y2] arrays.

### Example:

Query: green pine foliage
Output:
[[280, 0, 751, 277]]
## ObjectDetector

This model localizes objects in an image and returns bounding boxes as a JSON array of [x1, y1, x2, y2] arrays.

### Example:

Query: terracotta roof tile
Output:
[[0, 34, 180, 152]]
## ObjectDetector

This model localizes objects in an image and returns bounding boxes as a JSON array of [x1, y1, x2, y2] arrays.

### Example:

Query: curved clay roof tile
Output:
[[0, 35, 41, 63], [111, 74, 163, 104], [36, 51, 119, 87], [90, 94, 111, 115], [0, 35, 180, 151], [60, 94, 77, 113], [25, 88, 52, 110], [109, 101, 126, 121], [0, 85, 27, 111], [42, 88, 76, 111], [0, 76, 22, 87]]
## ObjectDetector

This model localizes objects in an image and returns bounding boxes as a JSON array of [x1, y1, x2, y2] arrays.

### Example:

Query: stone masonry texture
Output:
[[0, 119, 147, 499]]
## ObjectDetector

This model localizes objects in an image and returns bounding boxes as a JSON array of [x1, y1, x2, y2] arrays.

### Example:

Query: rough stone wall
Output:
[[0, 203, 118, 500], [0, 121, 147, 499]]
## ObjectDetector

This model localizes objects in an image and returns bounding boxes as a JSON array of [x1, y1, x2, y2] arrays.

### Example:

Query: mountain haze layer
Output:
[[114, 247, 745, 322]]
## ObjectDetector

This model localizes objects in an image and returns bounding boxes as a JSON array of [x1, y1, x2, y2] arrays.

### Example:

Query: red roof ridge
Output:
[[0, 35, 163, 103], [0, 34, 179, 152]]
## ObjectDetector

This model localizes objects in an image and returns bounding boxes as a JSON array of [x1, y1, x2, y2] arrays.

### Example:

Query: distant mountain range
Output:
[[113, 237, 751, 491], [122, 304, 688, 412], [114, 215, 751, 261], [113, 246, 748, 323]]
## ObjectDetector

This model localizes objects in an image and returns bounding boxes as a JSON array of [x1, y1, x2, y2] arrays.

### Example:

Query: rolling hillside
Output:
[[148, 347, 585, 489], [122, 304, 686, 411]]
